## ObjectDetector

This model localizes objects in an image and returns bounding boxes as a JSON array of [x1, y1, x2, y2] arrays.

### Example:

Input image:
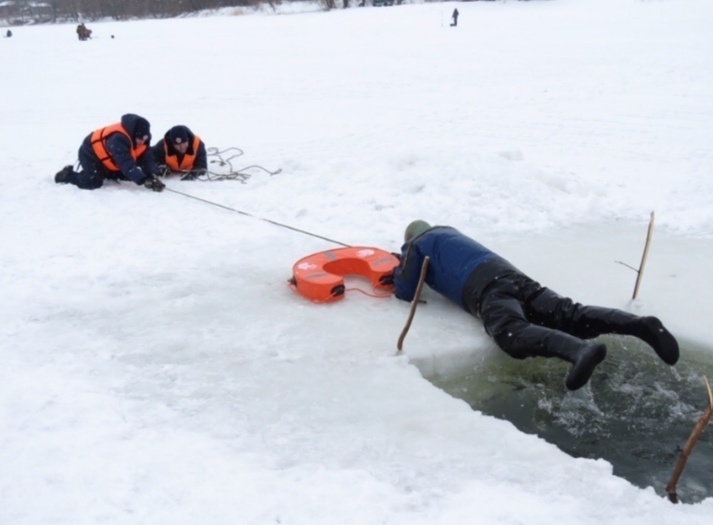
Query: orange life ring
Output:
[[290, 247, 400, 303]]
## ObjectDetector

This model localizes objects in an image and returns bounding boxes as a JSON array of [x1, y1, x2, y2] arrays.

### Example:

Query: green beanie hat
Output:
[[404, 220, 431, 242]]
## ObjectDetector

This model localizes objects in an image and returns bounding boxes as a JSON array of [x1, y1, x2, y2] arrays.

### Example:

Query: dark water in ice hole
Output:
[[424, 337, 713, 504]]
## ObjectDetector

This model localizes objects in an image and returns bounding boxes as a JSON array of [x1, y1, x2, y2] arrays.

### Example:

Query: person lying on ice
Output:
[[55, 113, 165, 192], [392, 220, 679, 391], [152, 125, 207, 180]]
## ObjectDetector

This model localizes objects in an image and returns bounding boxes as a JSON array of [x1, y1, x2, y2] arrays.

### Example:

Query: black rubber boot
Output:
[[568, 308, 679, 366], [532, 297, 680, 367], [496, 326, 608, 391], [540, 331, 607, 391], [630, 316, 679, 365], [564, 343, 607, 390], [54, 165, 75, 184]]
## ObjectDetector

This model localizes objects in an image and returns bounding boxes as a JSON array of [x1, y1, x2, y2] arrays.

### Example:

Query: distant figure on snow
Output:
[[391, 220, 680, 391], [76, 23, 92, 41], [451, 8, 459, 27], [152, 125, 208, 180], [5, 29, 12, 38], [54, 113, 165, 192]]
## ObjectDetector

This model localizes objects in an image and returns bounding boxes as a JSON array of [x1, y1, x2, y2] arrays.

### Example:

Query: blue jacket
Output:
[[394, 226, 498, 307]]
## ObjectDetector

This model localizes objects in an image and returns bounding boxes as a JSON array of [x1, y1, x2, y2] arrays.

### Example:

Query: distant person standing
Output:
[[76, 23, 92, 41], [5, 29, 12, 38], [451, 8, 459, 27]]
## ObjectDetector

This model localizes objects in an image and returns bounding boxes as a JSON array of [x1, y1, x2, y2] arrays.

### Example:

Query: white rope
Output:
[[159, 146, 281, 183]]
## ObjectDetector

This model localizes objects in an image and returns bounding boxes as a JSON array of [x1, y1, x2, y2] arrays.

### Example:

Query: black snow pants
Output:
[[461, 258, 647, 362], [73, 147, 114, 190]]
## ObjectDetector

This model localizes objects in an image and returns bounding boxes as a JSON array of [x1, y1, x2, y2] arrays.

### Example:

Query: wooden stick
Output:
[[397, 256, 430, 351], [665, 375, 713, 503], [632, 211, 655, 300]]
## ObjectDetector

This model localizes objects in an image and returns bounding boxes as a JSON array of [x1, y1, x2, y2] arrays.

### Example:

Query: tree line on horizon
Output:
[[0, 0, 430, 24], [4, 0, 261, 23]]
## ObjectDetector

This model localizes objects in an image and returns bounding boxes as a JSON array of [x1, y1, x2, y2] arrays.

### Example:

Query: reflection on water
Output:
[[425, 338, 713, 504]]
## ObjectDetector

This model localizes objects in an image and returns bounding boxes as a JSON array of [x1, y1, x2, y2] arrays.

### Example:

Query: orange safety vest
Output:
[[90, 123, 147, 172], [164, 135, 202, 171]]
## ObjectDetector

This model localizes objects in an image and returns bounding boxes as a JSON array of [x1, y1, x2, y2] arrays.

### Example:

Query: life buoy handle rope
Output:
[[345, 287, 394, 299], [287, 280, 394, 302]]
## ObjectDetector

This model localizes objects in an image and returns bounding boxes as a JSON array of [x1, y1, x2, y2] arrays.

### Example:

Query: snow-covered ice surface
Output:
[[2, 0, 713, 522]]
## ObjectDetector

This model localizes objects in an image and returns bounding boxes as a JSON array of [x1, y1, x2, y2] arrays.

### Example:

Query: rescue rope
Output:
[[203, 147, 281, 182], [345, 287, 394, 298], [287, 282, 393, 302], [159, 147, 282, 183], [164, 187, 350, 248]]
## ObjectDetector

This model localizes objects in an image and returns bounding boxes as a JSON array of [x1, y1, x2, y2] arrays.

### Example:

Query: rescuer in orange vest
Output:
[[152, 125, 207, 180], [55, 114, 165, 192]]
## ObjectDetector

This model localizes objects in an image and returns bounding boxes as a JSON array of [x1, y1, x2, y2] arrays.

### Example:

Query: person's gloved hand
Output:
[[379, 272, 395, 286], [181, 169, 206, 181], [143, 175, 165, 192]]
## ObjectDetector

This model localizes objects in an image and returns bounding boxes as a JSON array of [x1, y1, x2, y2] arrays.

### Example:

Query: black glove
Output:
[[143, 175, 165, 192], [156, 165, 170, 178], [379, 273, 394, 286], [181, 169, 206, 181]]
